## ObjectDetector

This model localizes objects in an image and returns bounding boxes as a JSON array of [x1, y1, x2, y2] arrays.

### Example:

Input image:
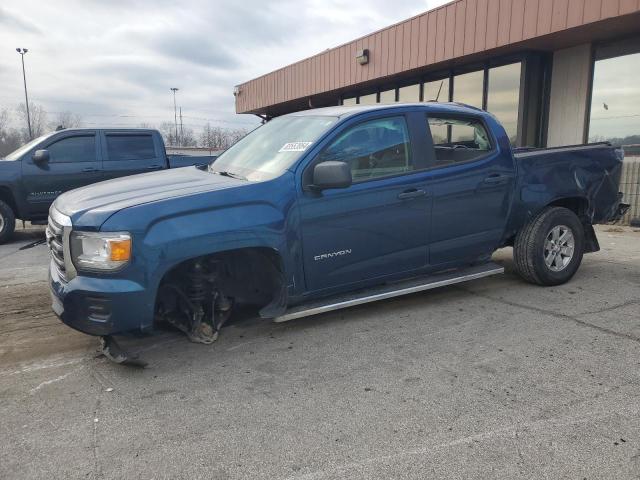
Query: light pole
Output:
[[16, 48, 32, 140], [170, 87, 179, 146]]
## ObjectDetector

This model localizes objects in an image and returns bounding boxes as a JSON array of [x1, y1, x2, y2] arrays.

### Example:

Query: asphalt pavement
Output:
[[1, 223, 639, 479]]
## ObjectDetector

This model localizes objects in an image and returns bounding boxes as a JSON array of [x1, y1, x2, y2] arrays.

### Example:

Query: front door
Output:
[[21, 131, 102, 218], [298, 114, 431, 293]]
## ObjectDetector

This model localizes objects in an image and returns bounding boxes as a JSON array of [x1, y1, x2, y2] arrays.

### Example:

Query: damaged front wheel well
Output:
[[154, 247, 287, 341]]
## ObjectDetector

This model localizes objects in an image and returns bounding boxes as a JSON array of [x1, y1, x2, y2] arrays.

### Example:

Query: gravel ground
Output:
[[1, 224, 639, 479]]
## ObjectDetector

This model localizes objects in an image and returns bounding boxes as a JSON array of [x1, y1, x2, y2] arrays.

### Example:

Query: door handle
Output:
[[82, 167, 99, 172], [483, 174, 510, 184], [398, 189, 427, 200]]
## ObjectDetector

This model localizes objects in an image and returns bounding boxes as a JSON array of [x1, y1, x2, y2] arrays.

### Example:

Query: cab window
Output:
[[427, 116, 492, 167], [47, 135, 96, 163], [318, 116, 412, 182]]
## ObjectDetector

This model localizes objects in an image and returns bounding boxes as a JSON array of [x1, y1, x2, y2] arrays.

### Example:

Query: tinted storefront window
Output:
[[487, 62, 521, 144], [379, 89, 397, 104], [358, 93, 377, 105], [398, 84, 420, 103], [453, 70, 483, 108], [589, 52, 640, 147], [424, 79, 449, 102]]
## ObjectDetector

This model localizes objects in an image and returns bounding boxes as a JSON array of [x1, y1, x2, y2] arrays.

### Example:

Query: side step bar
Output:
[[274, 262, 504, 323]]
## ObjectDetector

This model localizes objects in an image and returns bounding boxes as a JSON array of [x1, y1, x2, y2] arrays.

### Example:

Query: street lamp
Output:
[[16, 48, 32, 140], [170, 87, 179, 146]]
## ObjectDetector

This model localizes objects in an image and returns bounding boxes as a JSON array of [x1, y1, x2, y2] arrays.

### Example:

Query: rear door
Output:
[[21, 131, 102, 217], [424, 114, 515, 266], [101, 131, 165, 180], [298, 112, 432, 293]]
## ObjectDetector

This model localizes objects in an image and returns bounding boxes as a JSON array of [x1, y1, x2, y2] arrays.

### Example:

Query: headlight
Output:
[[70, 231, 132, 271]]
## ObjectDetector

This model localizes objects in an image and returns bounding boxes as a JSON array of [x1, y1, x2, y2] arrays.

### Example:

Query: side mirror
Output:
[[32, 149, 50, 164], [312, 161, 352, 190]]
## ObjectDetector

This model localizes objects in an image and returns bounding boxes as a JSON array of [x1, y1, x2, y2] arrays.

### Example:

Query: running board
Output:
[[274, 262, 504, 323]]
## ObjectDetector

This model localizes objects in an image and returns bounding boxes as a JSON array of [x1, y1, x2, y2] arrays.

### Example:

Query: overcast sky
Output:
[[0, 0, 449, 134]]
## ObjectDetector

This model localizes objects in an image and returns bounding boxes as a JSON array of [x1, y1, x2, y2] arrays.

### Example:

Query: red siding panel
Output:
[[393, 25, 403, 74], [551, 0, 569, 32], [475, 0, 488, 51], [427, 11, 437, 63], [485, 0, 500, 49], [402, 22, 412, 71], [410, 17, 420, 69], [537, 0, 553, 35], [454, 1, 466, 58], [444, 3, 456, 59], [510, 0, 525, 43], [601, 0, 620, 18], [620, 0, 640, 14], [463, 0, 477, 54], [373, 33, 382, 79], [583, 0, 603, 22], [522, 0, 539, 39], [418, 14, 429, 66], [566, 0, 586, 27], [497, 0, 512, 46], [435, 8, 446, 62]]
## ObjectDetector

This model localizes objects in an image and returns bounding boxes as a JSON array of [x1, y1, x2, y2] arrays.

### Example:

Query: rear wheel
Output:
[[0, 200, 16, 245], [514, 207, 585, 286]]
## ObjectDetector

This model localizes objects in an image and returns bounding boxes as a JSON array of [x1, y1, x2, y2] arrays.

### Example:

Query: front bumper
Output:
[[49, 261, 155, 336]]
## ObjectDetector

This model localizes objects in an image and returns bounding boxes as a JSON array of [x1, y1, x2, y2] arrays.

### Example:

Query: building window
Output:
[[424, 79, 449, 102], [359, 93, 377, 105], [342, 97, 357, 106], [487, 62, 522, 144], [379, 89, 397, 104], [453, 70, 483, 108], [398, 84, 420, 103], [589, 52, 640, 147]]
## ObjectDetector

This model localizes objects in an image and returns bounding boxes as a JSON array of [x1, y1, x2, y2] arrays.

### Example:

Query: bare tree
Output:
[[17, 102, 49, 140], [199, 123, 248, 150], [51, 111, 83, 130], [159, 121, 178, 146], [0, 108, 23, 156]]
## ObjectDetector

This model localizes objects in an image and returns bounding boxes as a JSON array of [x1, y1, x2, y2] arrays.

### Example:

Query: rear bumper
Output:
[[49, 262, 155, 336]]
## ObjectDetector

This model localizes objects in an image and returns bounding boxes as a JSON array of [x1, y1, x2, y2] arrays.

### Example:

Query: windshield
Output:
[[209, 115, 338, 181], [4, 131, 56, 161]]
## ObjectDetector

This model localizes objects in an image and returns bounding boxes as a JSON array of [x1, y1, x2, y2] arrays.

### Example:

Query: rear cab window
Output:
[[426, 115, 493, 167], [105, 134, 156, 161]]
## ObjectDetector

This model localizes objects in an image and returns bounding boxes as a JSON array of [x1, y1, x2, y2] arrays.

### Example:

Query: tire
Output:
[[514, 206, 585, 286], [0, 199, 16, 245]]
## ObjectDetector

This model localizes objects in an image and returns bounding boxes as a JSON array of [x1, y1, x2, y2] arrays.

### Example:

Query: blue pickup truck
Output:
[[46, 103, 628, 355], [0, 128, 209, 243]]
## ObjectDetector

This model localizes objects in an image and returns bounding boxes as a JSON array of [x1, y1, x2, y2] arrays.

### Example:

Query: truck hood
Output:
[[55, 166, 246, 227]]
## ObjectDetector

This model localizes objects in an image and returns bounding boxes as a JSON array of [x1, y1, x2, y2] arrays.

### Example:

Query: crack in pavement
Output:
[[457, 287, 640, 344]]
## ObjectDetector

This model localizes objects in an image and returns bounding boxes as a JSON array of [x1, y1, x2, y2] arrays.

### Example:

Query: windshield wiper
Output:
[[211, 170, 247, 181]]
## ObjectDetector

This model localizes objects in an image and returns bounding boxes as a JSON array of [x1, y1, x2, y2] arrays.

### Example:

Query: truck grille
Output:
[[46, 215, 67, 281]]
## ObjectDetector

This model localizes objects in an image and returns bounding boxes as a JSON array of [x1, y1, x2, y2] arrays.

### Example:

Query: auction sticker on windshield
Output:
[[279, 142, 313, 153]]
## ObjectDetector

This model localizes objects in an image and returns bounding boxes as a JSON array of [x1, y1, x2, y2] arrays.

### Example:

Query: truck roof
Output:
[[53, 127, 161, 134], [286, 102, 485, 119]]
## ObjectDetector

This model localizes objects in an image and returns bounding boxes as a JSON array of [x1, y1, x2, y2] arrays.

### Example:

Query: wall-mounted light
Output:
[[355, 49, 369, 65], [233, 86, 241, 97]]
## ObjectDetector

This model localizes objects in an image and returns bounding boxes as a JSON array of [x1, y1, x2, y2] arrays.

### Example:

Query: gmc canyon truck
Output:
[[0, 128, 209, 243], [46, 103, 628, 362]]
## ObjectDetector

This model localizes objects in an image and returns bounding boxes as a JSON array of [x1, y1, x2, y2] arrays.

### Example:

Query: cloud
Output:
[[0, 0, 449, 135], [0, 7, 41, 34]]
